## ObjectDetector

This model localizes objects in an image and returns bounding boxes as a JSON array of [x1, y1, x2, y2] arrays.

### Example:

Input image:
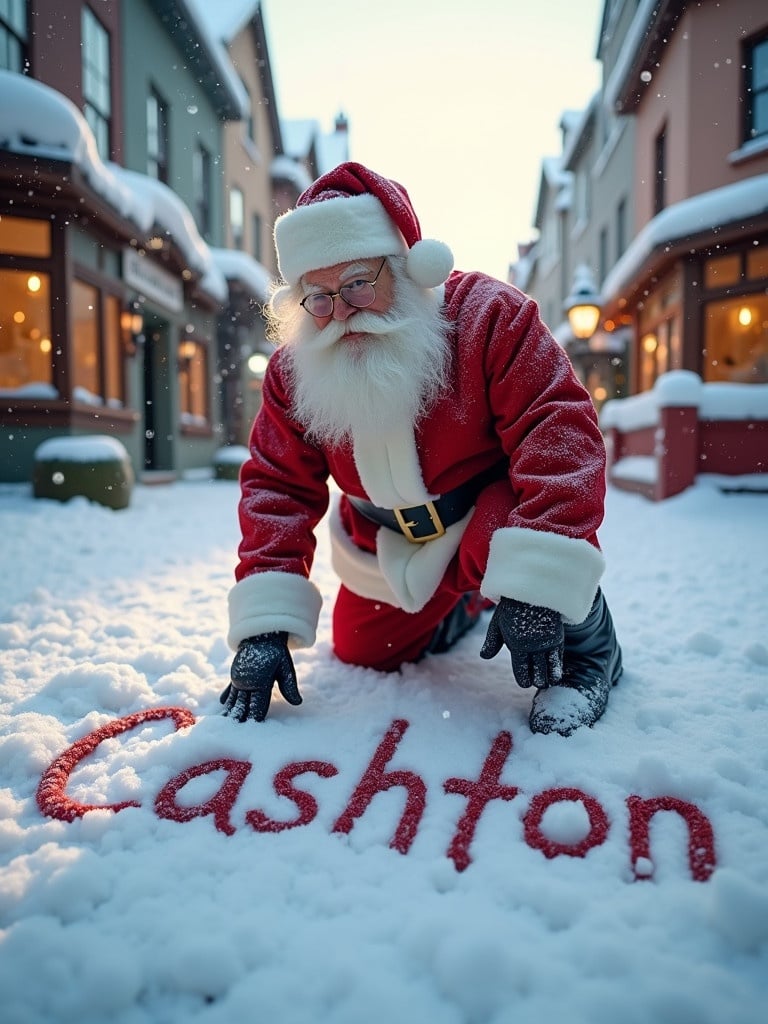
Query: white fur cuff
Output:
[[227, 571, 323, 650], [481, 527, 605, 624]]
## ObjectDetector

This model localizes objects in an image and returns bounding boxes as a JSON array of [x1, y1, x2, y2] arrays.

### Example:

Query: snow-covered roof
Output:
[[602, 0, 663, 113], [172, 0, 249, 119], [281, 119, 319, 158], [279, 117, 350, 178], [0, 69, 227, 305], [0, 69, 149, 229], [534, 157, 572, 227], [110, 167, 228, 302], [561, 93, 599, 171], [209, 248, 273, 301], [601, 174, 768, 303], [510, 244, 537, 292], [316, 130, 349, 175], [185, 0, 259, 43], [270, 155, 313, 193]]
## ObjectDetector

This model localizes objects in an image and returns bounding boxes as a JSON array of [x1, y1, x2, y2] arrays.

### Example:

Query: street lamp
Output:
[[564, 265, 601, 341]]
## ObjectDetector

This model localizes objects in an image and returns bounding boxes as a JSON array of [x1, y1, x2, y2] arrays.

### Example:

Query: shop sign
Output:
[[123, 248, 184, 313]]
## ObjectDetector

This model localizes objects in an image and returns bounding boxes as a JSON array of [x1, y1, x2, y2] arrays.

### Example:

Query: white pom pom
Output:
[[406, 239, 454, 288]]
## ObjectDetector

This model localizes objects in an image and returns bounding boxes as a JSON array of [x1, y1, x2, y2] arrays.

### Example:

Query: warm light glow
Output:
[[594, 386, 607, 401], [40, 337, 52, 353], [27, 274, 42, 294], [13, 310, 25, 324], [568, 303, 601, 340], [248, 352, 270, 377], [642, 333, 658, 353], [738, 306, 753, 327], [121, 306, 144, 337], [179, 340, 197, 360], [564, 265, 601, 340]]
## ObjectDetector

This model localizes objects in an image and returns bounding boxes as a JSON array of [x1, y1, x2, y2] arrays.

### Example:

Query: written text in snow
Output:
[[37, 707, 717, 881]]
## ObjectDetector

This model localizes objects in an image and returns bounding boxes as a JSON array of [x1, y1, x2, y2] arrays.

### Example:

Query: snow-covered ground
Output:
[[1, 475, 766, 1024]]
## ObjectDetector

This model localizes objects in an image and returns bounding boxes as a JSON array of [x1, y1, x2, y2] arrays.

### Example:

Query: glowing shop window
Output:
[[703, 254, 740, 290], [0, 216, 51, 258], [72, 279, 102, 404], [178, 339, 209, 425], [0, 269, 53, 393]]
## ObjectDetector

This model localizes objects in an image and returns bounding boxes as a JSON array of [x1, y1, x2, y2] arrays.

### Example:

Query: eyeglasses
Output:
[[300, 258, 387, 318]]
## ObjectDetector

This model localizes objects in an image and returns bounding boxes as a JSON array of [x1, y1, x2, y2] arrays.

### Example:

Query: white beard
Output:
[[283, 272, 451, 447]]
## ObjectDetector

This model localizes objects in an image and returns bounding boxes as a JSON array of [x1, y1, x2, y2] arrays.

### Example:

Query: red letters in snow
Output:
[[35, 707, 717, 881]]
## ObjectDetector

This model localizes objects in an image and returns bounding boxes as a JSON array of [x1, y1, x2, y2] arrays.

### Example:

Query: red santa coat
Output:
[[228, 272, 607, 651]]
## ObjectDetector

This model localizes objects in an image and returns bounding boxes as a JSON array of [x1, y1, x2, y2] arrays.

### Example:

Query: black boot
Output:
[[425, 592, 492, 655], [529, 588, 622, 737]]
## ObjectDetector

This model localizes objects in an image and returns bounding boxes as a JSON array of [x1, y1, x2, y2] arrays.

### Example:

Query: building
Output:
[[518, 0, 768, 498], [186, 0, 285, 446], [0, 0, 333, 484]]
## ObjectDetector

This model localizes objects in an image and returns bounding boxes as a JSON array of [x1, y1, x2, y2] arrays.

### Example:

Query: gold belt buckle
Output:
[[393, 500, 446, 543]]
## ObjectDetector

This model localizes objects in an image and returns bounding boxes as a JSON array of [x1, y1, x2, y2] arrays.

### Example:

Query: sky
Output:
[[1, 466, 767, 1023], [261, 0, 604, 280]]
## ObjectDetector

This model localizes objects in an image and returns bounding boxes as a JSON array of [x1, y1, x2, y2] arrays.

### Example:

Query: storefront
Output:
[[0, 74, 227, 485], [601, 180, 768, 396]]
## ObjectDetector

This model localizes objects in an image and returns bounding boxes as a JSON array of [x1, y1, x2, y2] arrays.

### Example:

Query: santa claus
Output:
[[221, 162, 622, 736]]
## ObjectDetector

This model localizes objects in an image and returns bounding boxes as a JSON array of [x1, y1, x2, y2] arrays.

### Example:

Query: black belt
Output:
[[347, 461, 506, 543]]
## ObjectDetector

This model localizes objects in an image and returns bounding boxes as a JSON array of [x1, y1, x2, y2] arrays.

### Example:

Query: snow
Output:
[[0, 70, 228, 305], [1, 475, 767, 1024], [111, 168, 228, 303], [184, 0, 259, 46], [271, 153, 313, 193], [600, 371, 768, 431], [600, 175, 768, 303], [213, 445, 250, 465], [34, 436, 130, 464], [0, 70, 149, 230], [209, 248, 273, 302], [176, 0, 250, 119]]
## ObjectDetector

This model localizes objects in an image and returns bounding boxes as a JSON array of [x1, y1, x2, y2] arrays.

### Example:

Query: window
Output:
[[178, 339, 209, 426], [252, 212, 262, 261], [637, 270, 682, 391], [704, 294, 768, 383], [744, 32, 768, 144], [598, 226, 609, 285], [82, 7, 111, 158], [230, 187, 245, 249], [147, 89, 170, 182], [240, 76, 255, 145], [193, 143, 212, 239], [0, 268, 53, 394], [0, 216, 53, 395], [0, 0, 27, 72], [616, 197, 627, 260], [704, 254, 741, 290], [654, 127, 666, 215], [575, 168, 591, 223], [0, 214, 50, 258], [72, 279, 101, 404], [71, 279, 125, 407], [747, 243, 768, 279], [103, 294, 124, 407]]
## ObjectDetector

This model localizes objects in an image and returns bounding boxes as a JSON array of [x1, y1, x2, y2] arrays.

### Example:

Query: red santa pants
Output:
[[331, 479, 514, 671], [332, 584, 468, 673]]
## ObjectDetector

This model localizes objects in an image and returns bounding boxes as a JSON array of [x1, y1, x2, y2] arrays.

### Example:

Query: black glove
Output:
[[220, 632, 301, 722], [479, 598, 564, 689]]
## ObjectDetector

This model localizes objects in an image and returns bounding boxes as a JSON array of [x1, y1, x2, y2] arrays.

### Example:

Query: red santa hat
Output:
[[274, 161, 454, 289]]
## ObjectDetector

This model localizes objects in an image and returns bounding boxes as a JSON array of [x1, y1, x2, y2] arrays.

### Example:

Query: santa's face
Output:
[[279, 256, 450, 447], [301, 258, 395, 341]]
